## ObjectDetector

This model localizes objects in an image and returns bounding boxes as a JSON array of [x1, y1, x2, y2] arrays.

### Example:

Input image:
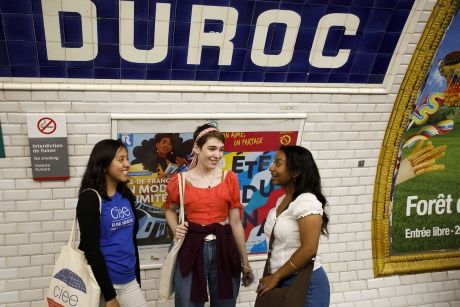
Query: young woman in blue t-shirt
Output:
[[77, 139, 146, 307]]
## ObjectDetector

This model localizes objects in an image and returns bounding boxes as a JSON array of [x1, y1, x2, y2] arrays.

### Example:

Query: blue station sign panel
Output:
[[0, 0, 414, 83]]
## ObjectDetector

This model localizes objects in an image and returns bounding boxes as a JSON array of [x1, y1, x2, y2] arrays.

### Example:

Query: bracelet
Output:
[[289, 260, 298, 270]]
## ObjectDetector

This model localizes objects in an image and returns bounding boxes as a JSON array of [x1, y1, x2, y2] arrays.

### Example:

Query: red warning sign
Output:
[[36, 117, 57, 135]]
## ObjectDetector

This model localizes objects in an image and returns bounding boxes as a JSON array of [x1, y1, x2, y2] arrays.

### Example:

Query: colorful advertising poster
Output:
[[120, 132, 193, 248], [223, 131, 298, 254], [391, 9, 460, 255], [120, 130, 298, 253]]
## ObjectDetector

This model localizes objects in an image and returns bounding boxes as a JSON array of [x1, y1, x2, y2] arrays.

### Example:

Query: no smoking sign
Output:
[[27, 114, 66, 138], [37, 117, 57, 135]]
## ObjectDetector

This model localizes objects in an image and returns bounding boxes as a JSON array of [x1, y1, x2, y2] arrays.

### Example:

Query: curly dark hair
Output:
[[131, 133, 193, 172]]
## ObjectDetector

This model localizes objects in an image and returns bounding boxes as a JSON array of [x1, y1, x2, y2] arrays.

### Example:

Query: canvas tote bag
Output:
[[158, 173, 186, 302], [45, 189, 102, 306]]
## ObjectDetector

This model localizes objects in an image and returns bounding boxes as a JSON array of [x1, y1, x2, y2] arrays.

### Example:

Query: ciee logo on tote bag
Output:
[[45, 240, 100, 306], [45, 219, 100, 306], [45, 189, 102, 306]]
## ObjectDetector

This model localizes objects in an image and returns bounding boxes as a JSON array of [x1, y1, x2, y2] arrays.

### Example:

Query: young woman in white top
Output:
[[257, 145, 330, 307]]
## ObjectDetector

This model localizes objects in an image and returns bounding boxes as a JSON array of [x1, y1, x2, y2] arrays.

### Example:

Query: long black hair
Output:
[[280, 145, 329, 236], [79, 139, 133, 201]]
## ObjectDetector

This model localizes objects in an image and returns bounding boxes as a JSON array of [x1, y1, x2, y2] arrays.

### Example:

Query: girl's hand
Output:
[[241, 266, 254, 287], [105, 298, 121, 307], [175, 221, 188, 240], [256, 274, 281, 296]]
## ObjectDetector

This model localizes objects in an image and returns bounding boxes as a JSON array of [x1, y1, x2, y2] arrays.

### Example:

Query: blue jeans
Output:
[[277, 266, 330, 307], [174, 240, 241, 307]]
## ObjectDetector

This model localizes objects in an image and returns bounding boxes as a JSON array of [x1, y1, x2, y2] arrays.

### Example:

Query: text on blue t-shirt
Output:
[[99, 191, 136, 284]]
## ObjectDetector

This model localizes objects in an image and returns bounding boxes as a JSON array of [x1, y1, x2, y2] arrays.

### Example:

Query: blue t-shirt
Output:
[[99, 192, 136, 284]]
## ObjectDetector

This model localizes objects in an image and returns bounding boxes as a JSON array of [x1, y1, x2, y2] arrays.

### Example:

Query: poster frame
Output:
[[372, 0, 460, 277], [111, 112, 307, 269]]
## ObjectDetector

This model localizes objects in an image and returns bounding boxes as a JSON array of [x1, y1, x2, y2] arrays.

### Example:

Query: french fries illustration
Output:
[[395, 140, 446, 185]]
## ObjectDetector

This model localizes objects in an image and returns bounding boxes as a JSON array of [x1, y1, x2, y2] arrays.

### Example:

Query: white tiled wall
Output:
[[1, 1, 460, 306]]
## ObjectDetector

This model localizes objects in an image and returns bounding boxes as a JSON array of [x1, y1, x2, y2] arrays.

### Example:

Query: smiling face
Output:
[[195, 137, 224, 169], [269, 151, 294, 187], [156, 137, 173, 158], [106, 146, 130, 185]]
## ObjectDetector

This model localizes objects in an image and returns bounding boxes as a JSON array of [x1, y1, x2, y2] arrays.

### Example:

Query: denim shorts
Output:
[[277, 266, 330, 307]]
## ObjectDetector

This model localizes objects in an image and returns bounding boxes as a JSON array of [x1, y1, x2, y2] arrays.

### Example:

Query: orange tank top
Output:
[[164, 171, 243, 225]]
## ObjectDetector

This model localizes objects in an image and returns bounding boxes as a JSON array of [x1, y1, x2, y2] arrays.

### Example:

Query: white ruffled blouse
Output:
[[264, 193, 323, 272]]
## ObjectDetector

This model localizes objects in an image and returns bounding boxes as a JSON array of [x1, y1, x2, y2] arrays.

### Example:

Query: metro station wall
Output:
[[0, 1, 459, 307]]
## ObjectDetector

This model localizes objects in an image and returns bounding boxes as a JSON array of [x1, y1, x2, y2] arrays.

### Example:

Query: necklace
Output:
[[198, 167, 216, 188]]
